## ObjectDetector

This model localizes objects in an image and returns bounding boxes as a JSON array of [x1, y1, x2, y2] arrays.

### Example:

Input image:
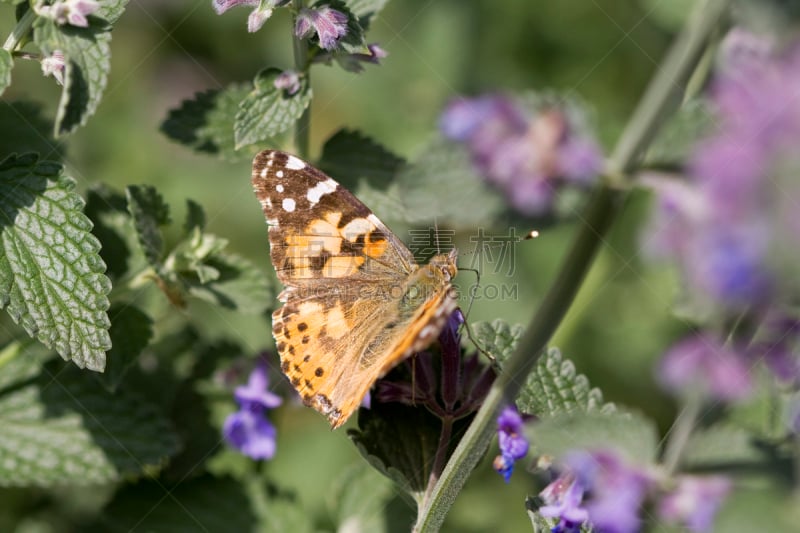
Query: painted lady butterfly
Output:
[[252, 150, 458, 428]]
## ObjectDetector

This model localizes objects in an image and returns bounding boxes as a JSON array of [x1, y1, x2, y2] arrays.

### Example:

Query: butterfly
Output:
[[251, 150, 459, 428]]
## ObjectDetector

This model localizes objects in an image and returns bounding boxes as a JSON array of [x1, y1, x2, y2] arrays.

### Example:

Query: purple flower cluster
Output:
[[295, 5, 349, 50], [41, 50, 66, 86], [537, 450, 731, 533], [222, 362, 282, 460], [212, 0, 289, 32], [440, 95, 603, 215], [492, 405, 529, 483], [38, 0, 98, 27], [644, 30, 800, 311]]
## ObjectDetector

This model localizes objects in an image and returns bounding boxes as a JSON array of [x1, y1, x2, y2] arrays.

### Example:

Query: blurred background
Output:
[[0, 1, 694, 531]]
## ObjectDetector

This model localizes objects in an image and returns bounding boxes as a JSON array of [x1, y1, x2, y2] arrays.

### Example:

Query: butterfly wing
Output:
[[252, 150, 457, 428]]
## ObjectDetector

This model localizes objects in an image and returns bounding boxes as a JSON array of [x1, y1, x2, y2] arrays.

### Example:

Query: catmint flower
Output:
[[657, 334, 752, 402], [212, 0, 288, 32], [492, 405, 529, 482], [41, 50, 66, 86], [538, 472, 589, 533], [326, 43, 389, 72], [658, 476, 732, 532], [565, 450, 651, 533], [273, 70, 301, 96], [38, 0, 98, 27], [749, 311, 800, 384], [440, 95, 603, 216], [295, 6, 349, 50], [223, 362, 282, 460]]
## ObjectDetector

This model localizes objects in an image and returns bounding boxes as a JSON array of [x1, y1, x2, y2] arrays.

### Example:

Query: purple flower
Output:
[[41, 50, 66, 86], [749, 311, 800, 384], [492, 405, 529, 482], [565, 450, 651, 533], [440, 95, 603, 215], [38, 0, 98, 27], [273, 70, 301, 96], [539, 472, 589, 532], [223, 362, 282, 460], [295, 6, 349, 50], [658, 334, 753, 402], [658, 476, 732, 532], [223, 408, 278, 460], [213, 0, 288, 32]]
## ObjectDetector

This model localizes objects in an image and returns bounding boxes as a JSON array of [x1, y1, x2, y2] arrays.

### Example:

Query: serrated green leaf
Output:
[[473, 319, 524, 364], [527, 411, 659, 465], [160, 85, 254, 161], [396, 138, 506, 227], [126, 185, 170, 268], [0, 49, 12, 96], [329, 462, 413, 533], [0, 358, 179, 486], [248, 478, 315, 533], [681, 424, 775, 471], [182, 252, 272, 314], [644, 98, 714, 169], [345, 0, 389, 21], [318, 128, 405, 191], [33, 20, 111, 136], [184, 199, 206, 234], [98, 303, 152, 391], [0, 154, 111, 370], [95, 476, 258, 532], [516, 347, 613, 417], [95, 0, 129, 24], [0, 101, 64, 160], [85, 184, 139, 282], [234, 68, 311, 149]]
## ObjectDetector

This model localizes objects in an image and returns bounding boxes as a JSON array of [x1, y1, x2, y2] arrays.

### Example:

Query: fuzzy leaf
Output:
[[681, 424, 769, 469], [0, 49, 12, 96], [345, 0, 390, 20], [33, 20, 111, 136], [184, 199, 206, 234], [95, 0, 130, 24], [527, 411, 659, 465], [473, 319, 524, 364], [516, 347, 613, 417], [0, 357, 179, 487], [126, 185, 170, 268], [85, 184, 139, 282], [0, 154, 111, 370], [99, 303, 153, 391], [234, 69, 311, 149], [318, 129, 405, 191], [329, 463, 412, 532], [160, 85, 253, 161], [396, 138, 506, 227]]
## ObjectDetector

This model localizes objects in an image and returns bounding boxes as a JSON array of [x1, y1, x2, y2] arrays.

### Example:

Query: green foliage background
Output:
[[0, 1, 691, 531]]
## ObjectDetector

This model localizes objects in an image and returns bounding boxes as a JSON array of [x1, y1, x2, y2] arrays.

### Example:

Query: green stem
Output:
[[0, 341, 25, 370], [413, 0, 732, 530], [661, 391, 703, 475], [3, 8, 36, 52], [292, 0, 310, 159]]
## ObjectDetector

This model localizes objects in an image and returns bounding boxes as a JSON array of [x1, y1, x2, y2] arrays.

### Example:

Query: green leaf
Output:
[[396, 138, 506, 227], [0, 101, 65, 160], [234, 68, 312, 149], [160, 85, 254, 161], [126, 185, 170, 268], [33, 20, 111, 136], [348, 401, 469, 505], [0, 154, 111, 371], [182, 252, 272, 314], [98, 303, 153, 391], [0, 49, 12, 96], [184, 199, 206, 234], [0, 358, 179, 486], [345, 0, 390, 22], [325, 0, 366, 54], [95, 0, 130, 24], [85, 184, 139, 282], [318, 129, 405, 191], [473, 319, 524, 364], [527, 410, 659, 464], [329, 463, 413, 533], [516, 347, 613, 417], [95, 476, 259, 532], [713, 486, 798, 533], [681, 424, 784, 475]]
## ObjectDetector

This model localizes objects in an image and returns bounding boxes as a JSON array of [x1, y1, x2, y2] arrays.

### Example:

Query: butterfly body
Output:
[[252, 150, 458, 428]]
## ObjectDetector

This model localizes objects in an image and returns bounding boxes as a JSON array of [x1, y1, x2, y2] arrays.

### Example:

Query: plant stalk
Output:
[[292, 0, 310, 159], [413, 0, 732, 530], [3, 8, 36, 51]]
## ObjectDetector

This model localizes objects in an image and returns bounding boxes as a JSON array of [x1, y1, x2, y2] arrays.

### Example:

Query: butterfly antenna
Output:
[[455, 266, 497, 366]]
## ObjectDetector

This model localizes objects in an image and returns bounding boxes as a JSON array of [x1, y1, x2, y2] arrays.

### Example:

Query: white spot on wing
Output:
[[276, 184, 284, 192], [282, 198, 296, 212], [267, 159, 273, 167], [306, 178, 337, 205], [285, 155, 306, 170], [342, 217, 373, 240], [276, 170, 284, 178], [261, 168, 268, 177]]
